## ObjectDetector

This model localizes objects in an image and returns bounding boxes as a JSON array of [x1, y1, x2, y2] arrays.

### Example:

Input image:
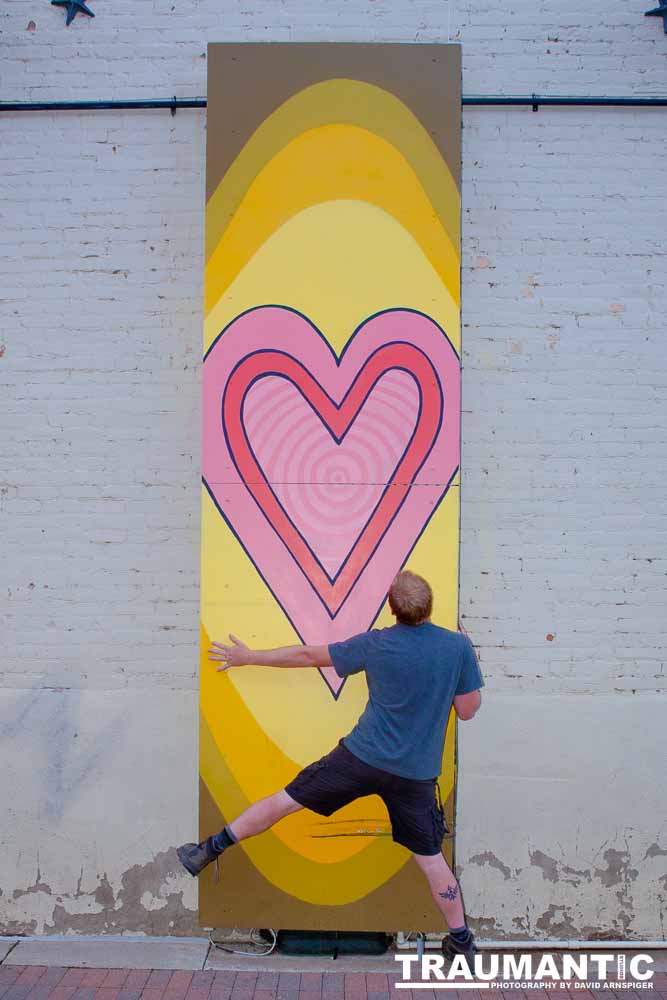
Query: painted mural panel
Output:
[[201, 43, 462, 930]]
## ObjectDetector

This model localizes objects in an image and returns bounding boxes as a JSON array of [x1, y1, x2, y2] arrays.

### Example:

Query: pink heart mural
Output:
[[203, 306, 460, 696]]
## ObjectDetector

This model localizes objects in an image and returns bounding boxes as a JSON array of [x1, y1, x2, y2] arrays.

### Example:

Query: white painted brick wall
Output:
[[1, 0, 665, 939]]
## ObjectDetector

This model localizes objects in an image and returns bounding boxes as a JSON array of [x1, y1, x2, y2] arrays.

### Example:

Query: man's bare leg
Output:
[[413, 852, 466, 927], [227, 790, 303, 841], [412, 853, 476, 959], [177, 790, 302, 876]]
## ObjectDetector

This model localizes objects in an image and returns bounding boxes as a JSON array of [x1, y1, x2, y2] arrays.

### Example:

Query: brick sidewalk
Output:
[[1, 967, 666, 1000]]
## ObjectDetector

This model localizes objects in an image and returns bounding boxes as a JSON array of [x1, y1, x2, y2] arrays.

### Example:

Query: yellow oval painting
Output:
[[200, 57, 462, 927]]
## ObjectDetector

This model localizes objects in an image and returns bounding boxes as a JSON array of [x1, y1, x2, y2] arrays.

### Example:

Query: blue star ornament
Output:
[[645, 2, 667, 32], [51, 0, 95, 26]]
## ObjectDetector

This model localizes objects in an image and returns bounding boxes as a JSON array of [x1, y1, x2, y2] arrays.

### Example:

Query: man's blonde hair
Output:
[[388, 571, 433, 626]]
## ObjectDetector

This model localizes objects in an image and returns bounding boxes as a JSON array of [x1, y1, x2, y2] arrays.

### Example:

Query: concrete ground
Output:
[[1, 939, 665, 1000]]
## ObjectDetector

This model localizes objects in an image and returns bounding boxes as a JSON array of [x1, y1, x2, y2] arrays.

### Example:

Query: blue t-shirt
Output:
[[329, 623, 484, 780]]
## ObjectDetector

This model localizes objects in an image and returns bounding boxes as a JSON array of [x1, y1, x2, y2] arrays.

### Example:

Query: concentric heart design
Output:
[[243, 369, 420, 577], [203, 305, 460, 695]]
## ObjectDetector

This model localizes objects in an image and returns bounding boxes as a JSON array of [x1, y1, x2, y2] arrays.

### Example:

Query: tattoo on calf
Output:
[[439, 883, 459, 901]]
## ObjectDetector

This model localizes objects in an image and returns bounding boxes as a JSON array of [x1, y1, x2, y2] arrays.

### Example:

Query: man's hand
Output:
[[209, 635, 251, 671]]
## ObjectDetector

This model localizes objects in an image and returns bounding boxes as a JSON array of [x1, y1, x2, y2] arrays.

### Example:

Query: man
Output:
[[178, 571, 483, 962]]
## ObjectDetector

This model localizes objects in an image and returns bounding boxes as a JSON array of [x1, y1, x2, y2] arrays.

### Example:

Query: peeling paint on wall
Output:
[[461, 826, 665, 942], [3, 850, 197, 937], [594, 848, 639, 889], [530, 850, 592, 886], [469, 851, 515, 880], [535, 904, 578, 938]]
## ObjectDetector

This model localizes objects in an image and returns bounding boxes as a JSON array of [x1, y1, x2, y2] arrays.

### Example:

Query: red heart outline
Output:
[[223, 342, 442, 616]]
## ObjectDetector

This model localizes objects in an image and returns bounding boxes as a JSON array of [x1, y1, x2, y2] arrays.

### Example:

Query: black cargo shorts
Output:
[[285, 740, 448, 856]]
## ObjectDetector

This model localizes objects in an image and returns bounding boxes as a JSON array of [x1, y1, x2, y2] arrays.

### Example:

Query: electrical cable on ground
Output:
[[208, 927, 278, 958]]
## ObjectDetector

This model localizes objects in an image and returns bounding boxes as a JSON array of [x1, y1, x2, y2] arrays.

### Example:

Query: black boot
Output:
[[177, 836, 220, 877], [442, 929, 477, 969]]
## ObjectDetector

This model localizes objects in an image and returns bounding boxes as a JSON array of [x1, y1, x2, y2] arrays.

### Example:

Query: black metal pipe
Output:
[[1, 94, 666, 114], [0, 98, 207, 113], [1, 95, 665, 112], [463, 94, 667, 107]]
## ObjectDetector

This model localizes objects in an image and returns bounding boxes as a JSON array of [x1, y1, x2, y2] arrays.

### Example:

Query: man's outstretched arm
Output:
[[209, 635, 332, 671]]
